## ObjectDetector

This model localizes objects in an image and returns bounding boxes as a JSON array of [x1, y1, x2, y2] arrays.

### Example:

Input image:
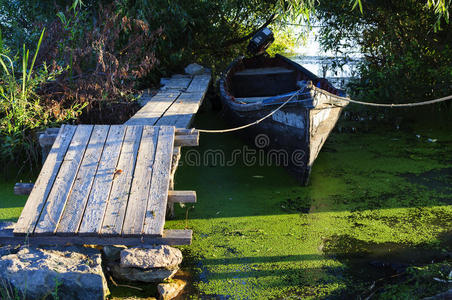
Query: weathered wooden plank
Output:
[[125, 91, 181, 126], [186, 74, 211, 93], [143, 126, 175, 236], [174, 134, 199, 147], [155, 92, 205, 128], [30, 126, 198, 153], [101, 126, 143, 236], [167, 191, 196, 203], [1, 229, 192, 246], [122, 126, 159, 237], [56, 125, 109, 236], [161, 76, 192, 90], [78, 125, 126, 236], [34, 125, 94, 235], [14, 125, 77, 235], [175, 128, 197, 135]]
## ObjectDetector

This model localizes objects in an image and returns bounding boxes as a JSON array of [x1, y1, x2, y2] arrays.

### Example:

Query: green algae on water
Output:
[[165, 110, 452, 299]]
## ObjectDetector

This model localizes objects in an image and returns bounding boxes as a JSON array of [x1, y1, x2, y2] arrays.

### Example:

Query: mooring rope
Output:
[[196, 89, 304, 133], [196, 86, 452, 134], [311, 85, 452, 108]]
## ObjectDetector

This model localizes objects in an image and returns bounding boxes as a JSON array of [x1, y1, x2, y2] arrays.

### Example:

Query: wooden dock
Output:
[[2, 71, 210, 246], [126, 73, 210, 127]]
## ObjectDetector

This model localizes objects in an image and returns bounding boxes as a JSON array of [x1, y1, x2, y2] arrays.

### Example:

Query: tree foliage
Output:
[[317, 0, 452, 105]]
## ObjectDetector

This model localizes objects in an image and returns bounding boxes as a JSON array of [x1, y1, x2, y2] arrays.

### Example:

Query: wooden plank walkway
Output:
[[7, 125, 197, 245], [4, 71, 210, 246], [126, 73, 211, 127]]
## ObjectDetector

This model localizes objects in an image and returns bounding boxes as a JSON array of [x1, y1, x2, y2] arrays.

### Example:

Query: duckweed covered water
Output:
[[165, 108, 452, 299]]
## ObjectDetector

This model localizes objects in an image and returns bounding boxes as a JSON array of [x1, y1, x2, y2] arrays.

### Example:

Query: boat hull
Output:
[[219, 54, 348, 185]]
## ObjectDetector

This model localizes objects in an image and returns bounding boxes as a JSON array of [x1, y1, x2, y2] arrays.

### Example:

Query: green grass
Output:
[[0, 180, 28, 222]]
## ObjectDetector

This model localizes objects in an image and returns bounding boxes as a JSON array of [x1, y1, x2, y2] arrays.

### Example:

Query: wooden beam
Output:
[[175, 128, 198, 135], [1, 229, 192, 246], [174, 134, 199, 147], [38, 128, 199, 147], [14, 183, 197, 202], [167, 191, 196, 203]]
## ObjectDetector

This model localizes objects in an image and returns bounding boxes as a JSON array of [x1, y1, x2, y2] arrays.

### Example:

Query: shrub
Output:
[[0, 29, 84, 171]]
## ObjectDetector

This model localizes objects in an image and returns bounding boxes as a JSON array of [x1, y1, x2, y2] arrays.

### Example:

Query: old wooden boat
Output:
[[219, 54, 349, 185]]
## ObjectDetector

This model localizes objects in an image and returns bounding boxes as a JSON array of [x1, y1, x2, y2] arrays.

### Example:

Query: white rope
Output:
[[311, 85, 452, 107], [196, 87, 452, 134], [197, 89, 303, 133]]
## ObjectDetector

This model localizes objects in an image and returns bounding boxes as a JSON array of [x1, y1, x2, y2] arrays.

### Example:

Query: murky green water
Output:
[[166, 106, 452, 299], [0, 105, 450, 299]]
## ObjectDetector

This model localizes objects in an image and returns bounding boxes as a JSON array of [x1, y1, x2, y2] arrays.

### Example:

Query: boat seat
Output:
[[232, 67, 297, 98]]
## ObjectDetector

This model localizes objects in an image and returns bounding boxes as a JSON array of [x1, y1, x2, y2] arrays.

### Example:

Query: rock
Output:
[[120, 245, 183, 269], [107, 263, 177, 283], [102, 245, 127, 262], [157, 279, 187, 300], [184, 63, 204, 75], [0, 246, 109, 299]]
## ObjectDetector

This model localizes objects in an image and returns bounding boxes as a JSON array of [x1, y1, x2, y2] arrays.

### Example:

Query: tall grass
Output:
[[0, 29, 84, 172], [0, 279, 23, 300]]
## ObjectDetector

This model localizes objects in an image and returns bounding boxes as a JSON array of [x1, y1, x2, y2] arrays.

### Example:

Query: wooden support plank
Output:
[[143, 126, 175, 236], [1, 229, 192, 246], [167, 191, 196, 203], [101, 126, 143, 236], [78, 125, 126, 236], [175, 128, 197, 135], [122, 126, 159, 236], [33, 126, 197, 150], [14, 125, 77, 235], [125, 91, 181, 126], [13, 180, 196, 202], [55, 125, 109, 236], [174, 133, 199, 147], [34, 125, 94, 235]]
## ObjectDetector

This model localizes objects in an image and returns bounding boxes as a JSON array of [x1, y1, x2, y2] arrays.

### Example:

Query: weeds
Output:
[[0, 279, 23, 300], [0, 29, 84, 171], [37, 4, 162, 124]]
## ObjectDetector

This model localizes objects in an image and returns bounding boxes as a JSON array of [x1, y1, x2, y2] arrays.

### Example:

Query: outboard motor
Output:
[[247, 27, 274, 55]]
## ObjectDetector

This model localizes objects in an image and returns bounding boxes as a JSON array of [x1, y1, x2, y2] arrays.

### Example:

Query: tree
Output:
[[316, 0, 452, 105]]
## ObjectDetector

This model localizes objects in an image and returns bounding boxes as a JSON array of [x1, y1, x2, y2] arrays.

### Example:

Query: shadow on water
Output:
[[175, 108, 452, 219]]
